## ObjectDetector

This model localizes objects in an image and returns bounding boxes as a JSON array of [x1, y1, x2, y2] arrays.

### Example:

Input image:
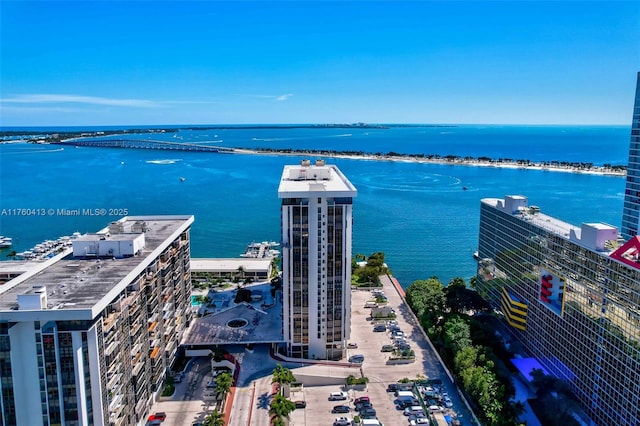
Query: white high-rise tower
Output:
[[278, 160, 357, 360]]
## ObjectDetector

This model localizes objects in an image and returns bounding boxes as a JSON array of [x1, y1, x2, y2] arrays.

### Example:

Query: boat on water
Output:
[[0, 236, 12, 248], [240, 241, 280, 258]]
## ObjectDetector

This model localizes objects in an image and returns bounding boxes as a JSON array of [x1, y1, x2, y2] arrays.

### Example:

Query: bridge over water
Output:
[[56, 138, 233, 153]]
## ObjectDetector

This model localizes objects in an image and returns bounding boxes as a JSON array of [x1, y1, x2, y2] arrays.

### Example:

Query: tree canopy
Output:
[[215, 372, 233, 397], [271, 364, 296, 386], [204, 409, 224, 426], [405, 277, 446, 323]]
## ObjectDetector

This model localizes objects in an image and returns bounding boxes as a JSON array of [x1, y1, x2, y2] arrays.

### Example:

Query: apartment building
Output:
[[0, 215, 193, 426], [477, 196, 640, 425], [278, 160, 357, 360]]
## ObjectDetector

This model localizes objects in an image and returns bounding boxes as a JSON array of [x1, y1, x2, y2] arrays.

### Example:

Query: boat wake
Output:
[[146, 159, 181, 165]]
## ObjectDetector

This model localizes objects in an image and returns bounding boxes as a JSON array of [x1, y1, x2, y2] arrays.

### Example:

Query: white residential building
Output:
[[278, 160, 357, 360], [0, 216, 194, 426]]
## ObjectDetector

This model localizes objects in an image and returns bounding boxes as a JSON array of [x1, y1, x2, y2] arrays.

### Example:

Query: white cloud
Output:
[[0, 94, 222, 108], [236, 93, 294, 101], [1, 94, 160, 108]]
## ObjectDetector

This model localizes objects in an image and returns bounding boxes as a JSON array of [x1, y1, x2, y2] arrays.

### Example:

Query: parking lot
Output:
[[284, 275, 472, 426]]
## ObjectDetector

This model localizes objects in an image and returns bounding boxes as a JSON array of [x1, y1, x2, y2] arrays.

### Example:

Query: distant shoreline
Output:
[[230, 147, 627, 177], [1, 129, 628, 177]]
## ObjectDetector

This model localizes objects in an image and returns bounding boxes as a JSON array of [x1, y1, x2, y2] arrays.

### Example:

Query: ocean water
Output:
[[0, 125, 630, 286]]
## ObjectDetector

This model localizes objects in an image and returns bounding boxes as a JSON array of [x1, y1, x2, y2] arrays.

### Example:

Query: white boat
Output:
[[240, 241, 281, 258], [0, 236, 12, 248]]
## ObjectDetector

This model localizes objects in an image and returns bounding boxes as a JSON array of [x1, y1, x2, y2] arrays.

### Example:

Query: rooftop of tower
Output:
[[277, 159, 358, 198], [0, 215, 193, 320], [482, 196, 623, 255]]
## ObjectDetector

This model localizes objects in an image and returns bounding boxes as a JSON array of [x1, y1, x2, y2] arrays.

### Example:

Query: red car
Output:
[[147, 412, 167, 422], [354, 396, 370, 405]]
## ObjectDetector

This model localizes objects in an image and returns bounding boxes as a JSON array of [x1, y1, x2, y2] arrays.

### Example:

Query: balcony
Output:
[[150, 346, 161, 359], [108, 394, 124, 412], [129, 323, 142, 340], [107, 373, 121, 390], [105, 340, 120, 357], [132, 359, 145, 376], [103, 312, 118, 333]]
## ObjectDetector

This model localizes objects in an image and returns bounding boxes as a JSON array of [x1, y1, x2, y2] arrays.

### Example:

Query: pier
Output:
[[55, 138, 233, 153]]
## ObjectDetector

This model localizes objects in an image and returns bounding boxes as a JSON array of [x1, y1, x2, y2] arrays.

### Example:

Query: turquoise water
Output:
[[0, 125, 629, 286]]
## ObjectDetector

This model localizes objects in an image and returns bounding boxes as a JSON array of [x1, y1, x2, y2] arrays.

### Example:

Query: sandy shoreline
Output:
[[230, 148, 627, 177]]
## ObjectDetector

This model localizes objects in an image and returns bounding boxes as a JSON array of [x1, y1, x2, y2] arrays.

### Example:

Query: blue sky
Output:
[[1, 1, 638, 126]]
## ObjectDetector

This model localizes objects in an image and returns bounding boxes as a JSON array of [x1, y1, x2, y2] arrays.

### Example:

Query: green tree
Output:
[[203, 409, 224, 426], [215, 372, 233, 398], [271, 364, 296, 387], [444, 316, 472, 353], [269, 393, 296, 421], [406, 277, 446, 323], [445, 277, 490, 314]]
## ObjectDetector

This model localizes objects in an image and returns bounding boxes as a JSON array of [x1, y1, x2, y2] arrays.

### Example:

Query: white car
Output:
[[329, 391, 349, 401], [410, 418, 430, 425], [443, 398, 453, 408], [333, 417, 353, 426]]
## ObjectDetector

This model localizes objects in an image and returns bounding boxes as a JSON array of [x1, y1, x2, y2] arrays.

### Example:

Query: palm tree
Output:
[[215, 372, 233, 399], [269, 393, 296, 422], [271, 364, 296, 389], [203, 409, 224, 426]]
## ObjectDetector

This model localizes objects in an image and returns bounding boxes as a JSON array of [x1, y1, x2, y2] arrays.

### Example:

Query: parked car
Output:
[[396, 342, 411, 350], [348, 354, 364, 363], [381, 344, 395, 352], [373, 324, 386, 332], [355, 401, 373, 411], [294, 400, 306, 408], [404, 406, 425, 416], [147, 412, 166, 422], [410, 418, 430, 425], [409, 413, 428, 421], [333, 417, 353, 426], [386, 383, 400, 392], [332, 405, 351, 413], [443, 398, 453, 408], [354, 396, 370, 405], [359, 408, 377, 419], [329, 391, 349, 401], [347, 342, 358, 349]]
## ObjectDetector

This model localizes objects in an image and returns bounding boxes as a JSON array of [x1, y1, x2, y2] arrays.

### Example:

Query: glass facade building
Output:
[[622, 72, 640, 240], [278, 161, 357, 360], [477, 196, 640, 425]]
